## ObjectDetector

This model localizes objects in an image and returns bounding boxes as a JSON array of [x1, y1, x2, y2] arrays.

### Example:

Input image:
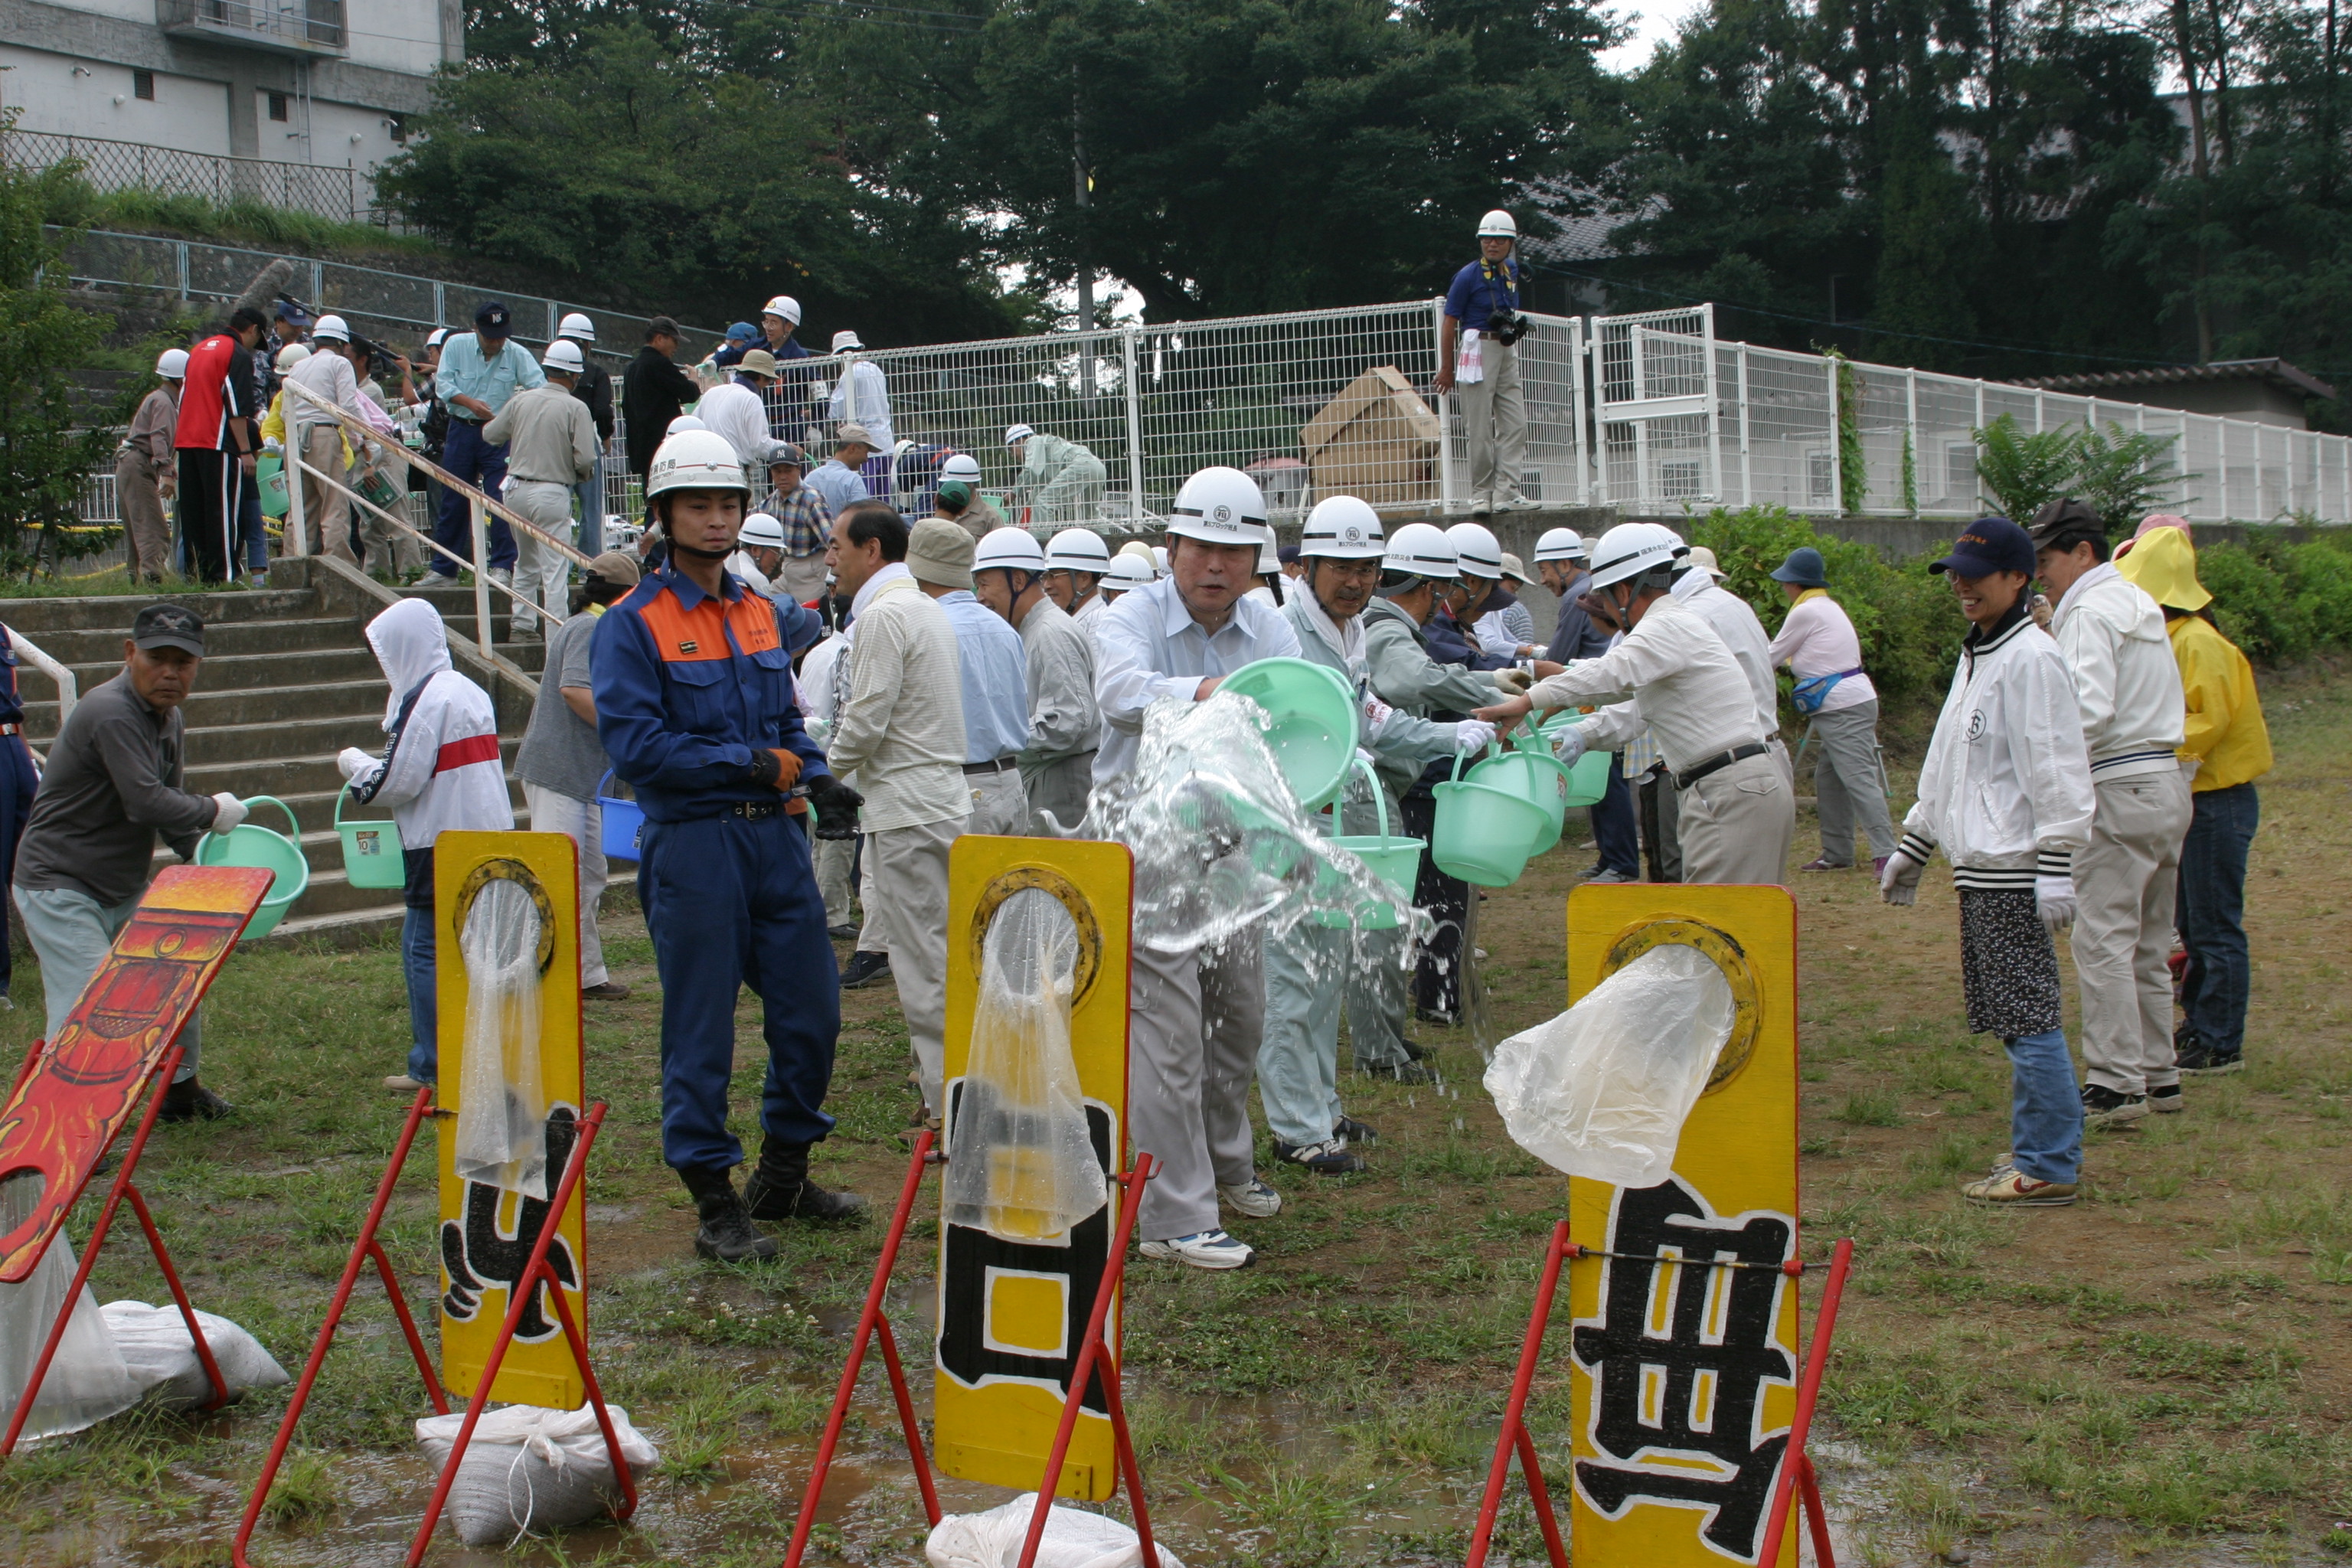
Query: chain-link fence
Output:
[[7, 130, 368, 224]]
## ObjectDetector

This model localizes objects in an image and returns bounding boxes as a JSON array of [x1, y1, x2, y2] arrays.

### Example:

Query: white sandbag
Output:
[[926, 1493, 1187, 1568], [0, 1175, 141, 1443], [1482, 943, 1736, 1187], [416, 1403, 658, 1547], [100, 1300, 291, 1409]]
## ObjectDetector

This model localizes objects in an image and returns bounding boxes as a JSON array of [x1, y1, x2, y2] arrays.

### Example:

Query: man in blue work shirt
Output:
[[1432, 210, 1533, 519], [593, 427, 868, 1262], [906, 518, 1032, 837], [431, 300, 544, 583]]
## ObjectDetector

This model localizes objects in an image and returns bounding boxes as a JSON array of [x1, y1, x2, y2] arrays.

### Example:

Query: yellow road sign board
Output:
[[1563, 884, 1801, 1568], [435, 831, 586, 1410], [935, 837, 1132, 1501]]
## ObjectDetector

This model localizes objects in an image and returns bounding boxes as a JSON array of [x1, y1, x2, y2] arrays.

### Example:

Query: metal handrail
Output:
[[6, 628, 78, 764]]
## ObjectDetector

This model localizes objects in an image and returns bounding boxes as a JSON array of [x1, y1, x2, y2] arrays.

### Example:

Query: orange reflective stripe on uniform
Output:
[[635, 580, 781, 662]]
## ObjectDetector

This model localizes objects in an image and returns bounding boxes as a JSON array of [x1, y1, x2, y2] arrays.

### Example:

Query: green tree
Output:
[[1971, 412, 2078, 520], [2072, 421, 2185, 534], [0, 132, 115, 574]]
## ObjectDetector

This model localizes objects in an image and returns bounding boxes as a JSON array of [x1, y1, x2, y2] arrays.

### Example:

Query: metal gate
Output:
[[1589, 305, 1718, 512]]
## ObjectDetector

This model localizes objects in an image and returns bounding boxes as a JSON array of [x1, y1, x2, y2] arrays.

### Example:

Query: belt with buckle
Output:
[[726, 800, 779, 820], [1673, 742, 1770, 791], [0, 724, 18, 737], [962, 756, 1018, 776]]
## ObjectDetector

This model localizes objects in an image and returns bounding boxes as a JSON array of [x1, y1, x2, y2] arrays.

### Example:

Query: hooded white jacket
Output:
[[343, 599, 514, 902], [2048, 562, 2186, 783], [1899, 609, 2093, 890]]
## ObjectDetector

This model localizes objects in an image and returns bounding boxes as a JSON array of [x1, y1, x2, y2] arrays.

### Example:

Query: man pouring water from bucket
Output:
[[1475, 523, 1795, 885], [1092, 465, 1299, 1269], [1259, 498, 1498, 1174]]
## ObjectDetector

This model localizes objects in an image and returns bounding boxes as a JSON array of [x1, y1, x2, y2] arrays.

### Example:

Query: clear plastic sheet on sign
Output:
[[0, 1173, 140, 1443], [946, 889, 1106, 1242], [1482, 944, 1736, 1188], [455, 878, 550, 1198]]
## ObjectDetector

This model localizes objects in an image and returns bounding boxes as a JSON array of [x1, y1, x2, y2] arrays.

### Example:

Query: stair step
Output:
[[11, 616, 380, 671], [0, 589, 319, 637], [187, 737, 524, 800]]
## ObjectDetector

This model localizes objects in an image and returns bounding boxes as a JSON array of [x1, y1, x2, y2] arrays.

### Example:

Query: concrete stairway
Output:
[[5, 557, 544, 944]]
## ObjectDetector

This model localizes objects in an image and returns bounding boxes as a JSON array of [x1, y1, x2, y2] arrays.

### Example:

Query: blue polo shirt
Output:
[[592, 566, 831, 822], [1444, 256, 1523, 328], [434, 332, 545, 420]]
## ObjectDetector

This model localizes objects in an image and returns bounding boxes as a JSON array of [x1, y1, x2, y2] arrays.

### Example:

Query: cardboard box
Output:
[[1301, 366, 1442, 511]]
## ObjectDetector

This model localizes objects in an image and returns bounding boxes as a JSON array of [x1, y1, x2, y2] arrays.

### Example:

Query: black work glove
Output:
[[805, 774, 864, 839]]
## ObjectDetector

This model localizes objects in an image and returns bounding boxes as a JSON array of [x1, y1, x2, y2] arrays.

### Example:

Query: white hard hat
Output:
[[1446, 521, 1504, 580], [1151, 546, 1169, 577], [274, 343, 311, 371], [831, 329, 863, 353], [425, 327, 449, 349], [975, 529, 1048, 573], [1586, 522, 1683, 592], [1534, 527, 1586, 564], [1004, 423, 1035, 446], [739, 513, 787, 548], [940, 452, 983, 481], [156, 348, 188, 379], [310, 313, 350, 344], [763, 296, 802, 325], [1381, 521, 1459, 581], [1102, 554, 1155, 593], [647, 429, 752, 498], [557, 312, 596, 341], [1258, 536, 1281, 575], [1166, 465, 1267, 545], [1045, 528, 1112, 570], [666, 414, 707, 435], [1478, 208, 1518, 239], [1299, 496, 1386, 560], [541, 338, 586, 374]]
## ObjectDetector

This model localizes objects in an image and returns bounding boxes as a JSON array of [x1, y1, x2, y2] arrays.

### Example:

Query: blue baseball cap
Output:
[[475, 300, 511, 335], [725, 321, 759, 343], [1769, 546, 1827, 587], [1929, 518, 2035, 578]]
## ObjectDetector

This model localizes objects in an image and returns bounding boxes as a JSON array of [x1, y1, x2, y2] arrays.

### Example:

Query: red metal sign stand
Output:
[[782, 1138, 1163, 1568], [0, 1036, 227, 1456], [1463, 1228, 1856, 1568], [229, 1098, 630, 1568]]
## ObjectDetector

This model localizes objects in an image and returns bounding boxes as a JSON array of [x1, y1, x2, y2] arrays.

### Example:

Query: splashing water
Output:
[[1088, 691, 1420, 963]]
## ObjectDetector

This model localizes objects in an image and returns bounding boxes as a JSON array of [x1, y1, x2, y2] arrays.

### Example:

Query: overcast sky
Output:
[[1599, 0, 1710, 73]]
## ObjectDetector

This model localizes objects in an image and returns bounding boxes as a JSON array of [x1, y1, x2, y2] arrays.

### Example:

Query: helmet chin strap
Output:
[[669, 537, 736, 561]]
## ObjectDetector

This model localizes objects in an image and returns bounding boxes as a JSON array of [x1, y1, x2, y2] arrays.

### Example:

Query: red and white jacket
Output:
[[342, 599, 511, 904]]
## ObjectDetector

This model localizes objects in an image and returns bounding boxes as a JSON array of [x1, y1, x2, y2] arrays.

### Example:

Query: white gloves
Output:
[[1490, 667, 1534, 695], [337, 746, 378, 782], [1360, 693, 1395, 739], [1879, 849, 1925, 906], [2035, 874, 2077, 934], [2180, 755, 2203, 783], [1552, 724, 1589, 769], [1452, 720, 1496, 754], [210, 793, 248, 834]]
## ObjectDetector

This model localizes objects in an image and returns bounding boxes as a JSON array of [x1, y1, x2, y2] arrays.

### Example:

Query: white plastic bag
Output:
[[946, 890, 1105, 1241], [455, 877, 550, 1198], [416, 1403, 657, 1547], [926, 1493, 1187, 1568], [99, 1300, 290, 1409], [0, 1175, 140, 1443], [1483, 944, 1736, 1187]]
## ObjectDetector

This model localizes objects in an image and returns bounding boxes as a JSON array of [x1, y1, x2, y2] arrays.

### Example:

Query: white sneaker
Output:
[[1138, 1230, 1255, 1270], [1217, 1177, 1282, 1218]]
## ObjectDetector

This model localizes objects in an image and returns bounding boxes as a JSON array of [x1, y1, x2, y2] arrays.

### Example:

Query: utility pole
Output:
[[1073, 74, 1096, 396]]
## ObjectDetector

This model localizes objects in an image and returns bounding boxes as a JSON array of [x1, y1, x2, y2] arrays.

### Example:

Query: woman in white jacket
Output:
[[1880, 519, 2095, 1207]]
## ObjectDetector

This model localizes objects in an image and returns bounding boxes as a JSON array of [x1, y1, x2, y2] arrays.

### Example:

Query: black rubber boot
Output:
[[158, 1077, 235, 1122], [678, 1165, 778, 1262], [742, 1139, 867, 1223]]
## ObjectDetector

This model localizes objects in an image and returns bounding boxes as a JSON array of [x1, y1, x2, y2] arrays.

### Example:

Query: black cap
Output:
[[1929, 518, 2036, 579], [2027, 495, 2102, 547], [475, 301, 511, 335], [132, 603, 205, 656]]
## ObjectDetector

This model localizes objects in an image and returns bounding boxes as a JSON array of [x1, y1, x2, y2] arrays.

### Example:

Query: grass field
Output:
[[2, 665, 2345, 1566]]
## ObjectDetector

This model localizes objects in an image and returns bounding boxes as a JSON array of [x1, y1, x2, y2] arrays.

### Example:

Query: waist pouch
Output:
[[1792, 667, 1862, 715]]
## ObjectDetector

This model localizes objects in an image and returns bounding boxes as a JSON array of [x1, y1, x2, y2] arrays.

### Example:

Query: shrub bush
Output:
[[2195, 530, 2352, 665]]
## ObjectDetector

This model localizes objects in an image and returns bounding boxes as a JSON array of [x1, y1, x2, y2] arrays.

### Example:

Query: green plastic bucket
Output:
[[1312, 758, 1425, 929], [196, 795, 309, 938], [1464, 722, 1572, 853], [334, 782, 406, 890], [1430, 751, 1549, 888], [256, 453, 289, 518], [1539, 711, 1615, 807], [1219, 657, 1359, 813]]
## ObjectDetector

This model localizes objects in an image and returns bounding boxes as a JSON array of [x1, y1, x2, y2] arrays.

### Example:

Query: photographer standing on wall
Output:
[[1432, 210, 1532, 520]]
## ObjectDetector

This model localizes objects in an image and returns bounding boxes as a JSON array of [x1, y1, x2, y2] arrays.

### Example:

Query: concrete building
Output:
[[2013, 359, 2337, 432], [0, 0, 459, 209]]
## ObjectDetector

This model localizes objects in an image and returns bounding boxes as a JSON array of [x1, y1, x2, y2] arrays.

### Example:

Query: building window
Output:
[[132, 70, 155, 101], [387, 113, 408, 145], [267, 91, 290, 122]]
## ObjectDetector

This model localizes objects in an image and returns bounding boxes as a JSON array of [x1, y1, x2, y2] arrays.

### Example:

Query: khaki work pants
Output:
[[1129, 923, 1263, 1242], [113, 451, 172, 580], [864, 812, 966, 1114], [1459, 336, 1527, 511], [299, 424, 358, 564], [1675, 751, 1795, 886], [1020, 750, 1096, 835], [2075, 769, 2194, 1096]]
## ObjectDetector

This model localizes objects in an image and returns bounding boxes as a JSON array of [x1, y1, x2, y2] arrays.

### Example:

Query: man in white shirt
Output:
[[696, 351, 779, 473], [284, 313, 364, 564], [1092, 466, 1299, 1271], [825, 501, 970, 1122], [825, 329, 894, 462], [2030, 498, 2192, 1129], [1669, 541, 1782, 761], [1478, 523, 1794, 885], [1769, 546, 1896, 874]]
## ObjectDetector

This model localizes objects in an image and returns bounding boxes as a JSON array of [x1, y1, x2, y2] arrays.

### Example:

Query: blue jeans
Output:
[[402, 904, 438, 1083], [1588, 756, 1640, 875], [2177, 782, 2259, 1057], [430, 420, 517, 576], [2003, 1027, 2081, 1184]]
